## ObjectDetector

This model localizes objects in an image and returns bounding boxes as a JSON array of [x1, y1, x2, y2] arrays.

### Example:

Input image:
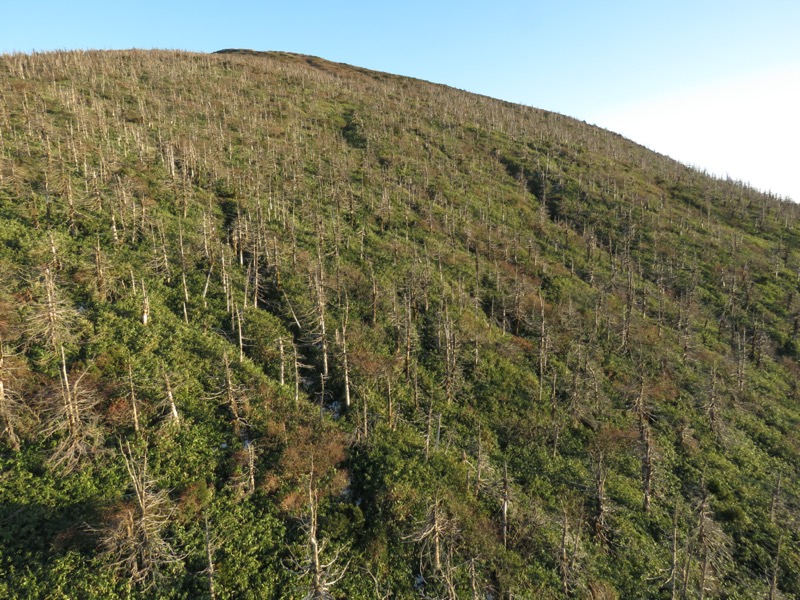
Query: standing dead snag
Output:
[[99, 442, 180, 590], [204, 513, 217, 600], [0, 337, 21, 451], [441, 304, 460, 404], [407, 495, 460, 598], [536, 287, 549, 403], [221, 351, 249, 437], [310, 254, 330, 382], [127, 361, 140, 435], [42, 346, 103, 472], [558, 501, 583, 597], [141, 281, 150, 326], [667, 499, 681, 600], [336, 293, 352, 409], [684, 481, 731, 600], [632, 378, 654, 513], [501, 462, 510, 549], [288, 476, 349, 600], [160, 366, 180, 425], [279, 336, 286, 386], [245, 440, 257, 495], [588, 426, 629, 544], [26, 265, 78, 350], [768, 473, 783, 600], [278, 425, 349, 593]]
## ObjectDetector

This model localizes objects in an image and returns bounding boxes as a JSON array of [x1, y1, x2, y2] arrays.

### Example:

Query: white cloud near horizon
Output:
[[588, 67, 800, 202]]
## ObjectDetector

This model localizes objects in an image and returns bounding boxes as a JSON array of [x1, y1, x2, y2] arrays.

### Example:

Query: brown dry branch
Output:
[[40, 346, 103, 472], [97, 441, 181, 590]]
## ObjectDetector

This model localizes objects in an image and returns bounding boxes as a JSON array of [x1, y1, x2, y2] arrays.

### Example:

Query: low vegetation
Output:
[[0, 49, 799, 598]]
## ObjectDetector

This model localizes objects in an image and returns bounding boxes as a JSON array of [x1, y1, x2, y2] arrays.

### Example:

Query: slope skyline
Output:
[[1, 0, 798, 201]]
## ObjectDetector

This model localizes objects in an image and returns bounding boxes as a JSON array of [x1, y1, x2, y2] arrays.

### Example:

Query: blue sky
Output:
[[2, 1, 799, 200]]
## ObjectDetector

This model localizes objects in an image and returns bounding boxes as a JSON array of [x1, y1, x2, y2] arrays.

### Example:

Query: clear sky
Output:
[[2, 1, 799, 200]]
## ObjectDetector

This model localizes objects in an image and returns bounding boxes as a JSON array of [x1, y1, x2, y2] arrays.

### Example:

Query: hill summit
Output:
[[0, 49, 799, 599]]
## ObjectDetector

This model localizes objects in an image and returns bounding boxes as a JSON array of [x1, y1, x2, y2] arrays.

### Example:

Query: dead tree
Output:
[[335, 294, 352, 409], [279, 336, 286, 386], [98, 441, 180, 590], [537, 288, 549, 403], [178, 228, 191, 322], [289, 478, 349, 600], [441, 304, 460, 404], [690, 482, 731, 600], [0, 337, 21, 451], [204, 513, 217, 600], [25, 266, 78, 350], [501, 462, 510, 549], [632, 379, 654, 513], [311, 255, 330, 381], [141, 280, 150, 326], [558, 501, 583, 597], [768, 474, 784, 600], [221, 351, 249, 437], [588, 426, 628, 545], [128, 361, 141, 435], [407, 495, 459, 599], [161, 366, 180, 425], [42, 345, 103, 472]]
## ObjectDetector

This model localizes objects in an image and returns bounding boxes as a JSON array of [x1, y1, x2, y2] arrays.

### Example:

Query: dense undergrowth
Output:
[[1, 49, 799, 599]]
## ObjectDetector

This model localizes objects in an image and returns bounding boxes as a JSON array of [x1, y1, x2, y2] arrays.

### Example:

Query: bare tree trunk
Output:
[[669, 501, 680, 600], [635, 380, 653, 513], [590, 450, 608, 544], [181, 271, 189, 323], [340, 295, 351, 409], [307, 482, 325, 599], [204, 514, 217, 600], [362, 395, 369, 440], [424, 401, 433, 459], [293, 341, 300, 407], [769, 473, 783, 600], [469, 558, 479, 600], [163, 369, 179, 423], [769, 532, 782, 600], [680, 531, 691, 600], [202, 263, 213, 309], [223, 352, 241, 436], [537, 288, 547, 403], [0, 377, 18, 451], [314, 257, 329, 381], [0, 337, 19, 451], [699, 549, 709, 600], [234, 307, 244, 363], [94, 238, 106, 301], [621, 268, 633, 350], [246, 441, 256, 495], [279, 336, 285, 386], [501, 462, 510, 549], [559, 505, 570, 597], [252, 241, 260, 308], [221, 250, 231, 313], [386, 378, 393, 430], [370, 264, 378, 326], [60, 345, 79, 434], [404, 294, 413, 380], [697, 488, 710, 600], [770, 473, 782, 524], [128, 362, 140, 435], [141, 281, 150, 326]]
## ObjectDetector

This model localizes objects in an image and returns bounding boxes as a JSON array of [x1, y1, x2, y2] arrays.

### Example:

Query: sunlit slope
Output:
[[0, 49, 799, 599]]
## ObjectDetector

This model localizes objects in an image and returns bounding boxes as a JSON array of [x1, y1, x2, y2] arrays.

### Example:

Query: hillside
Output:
[[1, 49, 799, 599]]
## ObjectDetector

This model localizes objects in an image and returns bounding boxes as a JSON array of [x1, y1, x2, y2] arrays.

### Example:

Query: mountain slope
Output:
[[0, 49, 799, 599]]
